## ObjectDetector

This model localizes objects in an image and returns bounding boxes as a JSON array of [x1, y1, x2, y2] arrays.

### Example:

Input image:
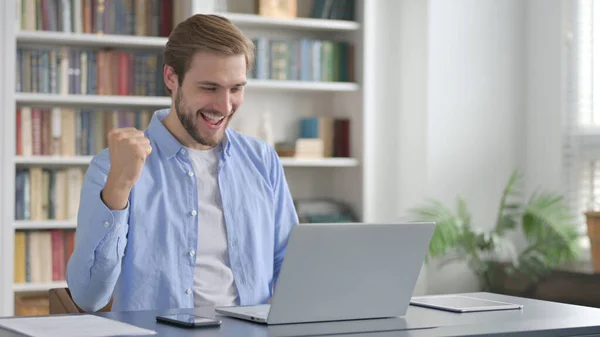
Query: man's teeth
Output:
[[201, 112, 224, 121]]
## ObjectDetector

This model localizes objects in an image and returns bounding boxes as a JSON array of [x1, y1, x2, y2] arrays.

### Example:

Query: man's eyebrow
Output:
[[198, 81, 221, 87], [197, 81, 247, 87]]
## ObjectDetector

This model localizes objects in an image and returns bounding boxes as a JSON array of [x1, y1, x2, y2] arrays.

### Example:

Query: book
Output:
[[16, 47, 166, 97], [16, 106, 153, 157], [15, 168, 84, 221], [14, 230, 75, 285], [298, 116, 350, 158], [19, 0, 174, 37], [249, 37, 354, 83]]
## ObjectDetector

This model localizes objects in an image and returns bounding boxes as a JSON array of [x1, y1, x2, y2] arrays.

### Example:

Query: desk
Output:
[[2, 292, 600, 337]]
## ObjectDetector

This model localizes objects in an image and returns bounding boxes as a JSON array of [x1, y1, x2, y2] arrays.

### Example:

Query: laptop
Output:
[[215, 222, 435, 325]]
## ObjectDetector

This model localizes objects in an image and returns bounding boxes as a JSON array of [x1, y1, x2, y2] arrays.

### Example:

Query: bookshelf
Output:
[[14, 155, 359, 168], [217, 12, 360, 31], [13, 282, 68, 293], [0, 0, 367, 317], [16, 30, 169, 49], [14, 221, 77, 231], [15, 93, 172, 108]]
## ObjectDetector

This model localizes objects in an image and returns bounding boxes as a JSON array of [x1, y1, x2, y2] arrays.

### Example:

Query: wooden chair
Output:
[[48, 288, 113, 314]]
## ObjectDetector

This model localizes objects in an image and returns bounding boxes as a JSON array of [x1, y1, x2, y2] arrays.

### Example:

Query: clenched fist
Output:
[[102, 128, 152, 210]]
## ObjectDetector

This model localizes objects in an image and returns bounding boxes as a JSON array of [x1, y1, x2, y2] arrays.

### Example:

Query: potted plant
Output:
[[408, 170, 581, 292], [584, 210, 600, 272]]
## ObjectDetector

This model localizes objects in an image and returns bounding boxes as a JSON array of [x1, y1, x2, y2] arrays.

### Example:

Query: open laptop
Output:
[[215, 222, 435, 325]]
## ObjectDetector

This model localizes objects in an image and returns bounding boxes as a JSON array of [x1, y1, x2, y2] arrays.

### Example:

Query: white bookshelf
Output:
[[217, 12, 360, 31], [0, 0, 368, 316], [279, 157, 359, 167], [14, 221, 77, 230], [15, 93, 172, 109], [14, 156, 94, 166], [16, 30, 168, 49], [13, 282, 67, 293], [14, 156, 359, 168], [246, 80, 359, 92]]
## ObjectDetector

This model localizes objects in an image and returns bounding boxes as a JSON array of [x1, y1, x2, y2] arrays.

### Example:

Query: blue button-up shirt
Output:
[[66, 109, 298, 312]]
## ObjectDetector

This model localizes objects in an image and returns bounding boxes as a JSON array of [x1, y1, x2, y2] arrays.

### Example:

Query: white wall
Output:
[[0, 0, 6, 315], [365, 0, 529, 295], [395, 0, 430, 296], [424, 0, 526, 294], [524, 0, 565, 197], [362, 0, 430, 295], [362, 0, 404, 222], [0, 0, 16, 316]]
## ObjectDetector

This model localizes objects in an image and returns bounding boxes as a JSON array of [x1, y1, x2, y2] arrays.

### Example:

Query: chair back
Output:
[[49, 288, 113, 314]]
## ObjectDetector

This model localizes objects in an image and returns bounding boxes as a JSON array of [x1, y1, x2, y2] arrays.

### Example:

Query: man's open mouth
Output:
[[200, 111, 226, 126]]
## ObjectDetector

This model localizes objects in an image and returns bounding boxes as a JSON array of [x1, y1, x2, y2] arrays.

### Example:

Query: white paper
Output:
[[0, 314, 156, 337]]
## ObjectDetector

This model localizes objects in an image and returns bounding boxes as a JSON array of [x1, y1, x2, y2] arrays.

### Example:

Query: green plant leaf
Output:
[[405, 169, 581, 288], [457, 196, 472, 228], [521, 190, 580, 267], [408, 199, 462, 258], [495, 170, 524, 235]]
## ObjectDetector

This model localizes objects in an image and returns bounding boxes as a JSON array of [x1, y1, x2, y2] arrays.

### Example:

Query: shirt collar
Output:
[[147, 108, 232, 159]]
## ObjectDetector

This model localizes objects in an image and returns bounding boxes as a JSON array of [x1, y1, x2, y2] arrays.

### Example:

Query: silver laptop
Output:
[[215, 222, 435, 325]]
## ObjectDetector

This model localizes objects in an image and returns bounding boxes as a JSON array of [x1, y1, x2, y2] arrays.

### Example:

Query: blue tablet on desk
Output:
[[410, 294, 524, 313]]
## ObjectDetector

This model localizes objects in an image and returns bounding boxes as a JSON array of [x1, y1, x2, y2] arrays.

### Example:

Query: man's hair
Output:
[[163, 14, 255, 94]]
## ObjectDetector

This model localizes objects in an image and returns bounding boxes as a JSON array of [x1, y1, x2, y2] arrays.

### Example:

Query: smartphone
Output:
[[156, 314, 221, 328]]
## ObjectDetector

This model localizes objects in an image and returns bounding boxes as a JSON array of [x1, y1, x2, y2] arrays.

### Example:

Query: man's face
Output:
[[173, 51, 247, 147]]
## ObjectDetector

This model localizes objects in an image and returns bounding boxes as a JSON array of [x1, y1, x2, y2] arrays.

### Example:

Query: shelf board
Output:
[[15, 93, 171, 108], [247, 79, 359, 92], [13, 282, 67, 292], [16, 30, 167, 49], [14, 82, 357, 109], [218, 13, 360, 31], [14, 221, 77, 230], [279, 157, 359, 167], [15, 156, 358, 167], [15, 156, 93, 166]]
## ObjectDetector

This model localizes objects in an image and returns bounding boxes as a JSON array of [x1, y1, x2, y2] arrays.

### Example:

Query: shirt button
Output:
[[180, 149, 186, 155], [189, 250, 195, 257], [186, 288, 192, 294], [191, 210, 197, 216], [187, 171, 194, 177], [115, 223, 120, 229], [104, 222, 110, 228]]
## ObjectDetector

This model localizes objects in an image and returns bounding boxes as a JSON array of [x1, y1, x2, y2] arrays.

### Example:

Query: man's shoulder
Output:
[[226, 128, 275, 160], [89, 148, 111, 169]]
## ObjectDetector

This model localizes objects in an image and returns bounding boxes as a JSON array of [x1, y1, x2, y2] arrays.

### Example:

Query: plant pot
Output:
[[585, 211, 600, 272]]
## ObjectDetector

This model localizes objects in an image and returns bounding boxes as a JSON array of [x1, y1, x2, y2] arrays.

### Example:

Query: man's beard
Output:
[[174, 88, 234, 147]]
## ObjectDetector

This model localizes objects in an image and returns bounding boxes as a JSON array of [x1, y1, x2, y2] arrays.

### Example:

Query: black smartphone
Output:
[[156, 314, 222, 328]]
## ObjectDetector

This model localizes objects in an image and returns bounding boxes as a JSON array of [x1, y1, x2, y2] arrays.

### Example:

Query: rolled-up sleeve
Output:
[[66, 150, 130, 312]]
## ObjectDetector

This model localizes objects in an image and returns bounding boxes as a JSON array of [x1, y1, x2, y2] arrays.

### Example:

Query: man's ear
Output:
[[163, 64, 179, 93]]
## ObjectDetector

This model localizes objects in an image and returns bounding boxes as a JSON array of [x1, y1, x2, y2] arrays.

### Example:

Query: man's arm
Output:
[[66, 152, 130, 312], [267, 146, 299, 292]]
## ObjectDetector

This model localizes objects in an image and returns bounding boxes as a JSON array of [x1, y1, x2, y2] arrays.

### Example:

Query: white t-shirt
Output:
[[187, 146, 239, 307]]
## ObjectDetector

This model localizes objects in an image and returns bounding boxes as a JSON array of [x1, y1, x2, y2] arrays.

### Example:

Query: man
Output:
[[66, 14, 298, 313]]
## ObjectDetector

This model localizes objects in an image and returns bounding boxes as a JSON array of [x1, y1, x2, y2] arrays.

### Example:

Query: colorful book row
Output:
[[19, 0, 174, 37], [310, 0, 355, 21], [16, 106, 154, 157], [299, 116, 351, 158], [15, 167, 84, 221], [16, 47, 166, 96], [14, 229, 75, 284], [250, 38, 354, 83]]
